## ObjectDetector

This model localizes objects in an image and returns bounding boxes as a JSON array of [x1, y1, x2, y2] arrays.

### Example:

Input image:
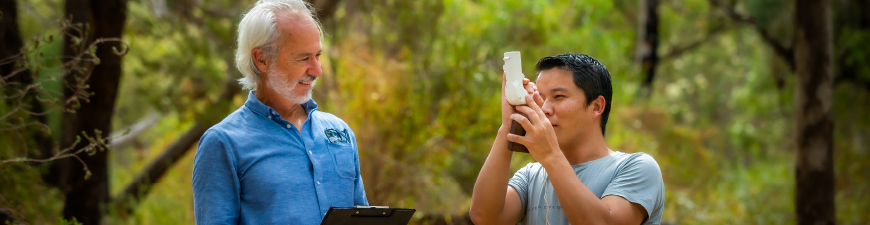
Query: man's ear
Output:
[[592, 95, 606, 118], [252, 48, 269, 73]]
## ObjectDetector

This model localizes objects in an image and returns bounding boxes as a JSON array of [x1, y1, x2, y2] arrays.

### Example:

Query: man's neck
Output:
[[561, 133, 612, 165], [255, 88, 308, 132]]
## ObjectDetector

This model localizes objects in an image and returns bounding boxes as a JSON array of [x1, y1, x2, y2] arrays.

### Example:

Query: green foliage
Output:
[[58, 217, 82, 225], [0, 161, 63, 225]]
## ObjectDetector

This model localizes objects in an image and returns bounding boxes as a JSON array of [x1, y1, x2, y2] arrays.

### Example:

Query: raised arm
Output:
[[469, 74, 536, 225], [469, 126, 524, 225]]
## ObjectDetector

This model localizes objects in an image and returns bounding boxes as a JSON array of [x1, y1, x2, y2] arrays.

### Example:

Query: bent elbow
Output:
[[469, 209, 506, 225], [468, 206, 489, 225], [469, 215, 487, 225]]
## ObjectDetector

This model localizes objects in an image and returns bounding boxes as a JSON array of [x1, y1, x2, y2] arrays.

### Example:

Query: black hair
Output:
[[534, 53, 613, 136]]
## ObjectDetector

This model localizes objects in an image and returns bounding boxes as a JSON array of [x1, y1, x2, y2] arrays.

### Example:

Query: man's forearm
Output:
[[470, 126, 514, 221], [539, 156, 613, 225]]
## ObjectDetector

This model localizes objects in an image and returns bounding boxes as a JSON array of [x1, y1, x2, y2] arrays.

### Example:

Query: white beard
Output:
[[267, 65, 316, 105]]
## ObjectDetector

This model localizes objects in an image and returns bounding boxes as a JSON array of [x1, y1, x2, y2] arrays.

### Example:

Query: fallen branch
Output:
[[113, 122, 207, 213], [112, 79, 240, 214]]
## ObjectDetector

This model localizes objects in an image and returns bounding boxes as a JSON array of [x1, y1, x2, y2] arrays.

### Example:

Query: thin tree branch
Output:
[[709, 0, 795, 70], [0, 27, 129, 166], [660, 25, 728, 61], [1, 130, 112, 169], [836, 75, 870, 90]]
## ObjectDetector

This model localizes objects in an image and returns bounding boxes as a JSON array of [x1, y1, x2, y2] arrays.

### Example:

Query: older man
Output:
[[192, 0, 368, 224]]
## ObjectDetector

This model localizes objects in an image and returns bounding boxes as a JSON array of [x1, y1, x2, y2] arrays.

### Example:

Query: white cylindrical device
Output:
[[503, 51, 527, 105]]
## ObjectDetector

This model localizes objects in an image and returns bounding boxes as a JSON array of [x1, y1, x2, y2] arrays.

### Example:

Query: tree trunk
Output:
[[636, 0, 659, 93], [53, 0, 128, 224], [794, 0, 836, 224]]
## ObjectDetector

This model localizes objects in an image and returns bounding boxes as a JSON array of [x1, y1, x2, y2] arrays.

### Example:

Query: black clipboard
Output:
[[320, 206, 415, 225]]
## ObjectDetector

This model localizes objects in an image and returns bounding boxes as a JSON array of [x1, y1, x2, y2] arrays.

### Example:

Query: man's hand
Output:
[[501, 72, 538, 128], [471, 72, 539, 225], [506, 94, 562, 162]]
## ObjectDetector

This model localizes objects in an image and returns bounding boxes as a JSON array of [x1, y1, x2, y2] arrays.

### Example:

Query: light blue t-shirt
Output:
[[508, 151, 665, 225], [192, 91, 368, 225]]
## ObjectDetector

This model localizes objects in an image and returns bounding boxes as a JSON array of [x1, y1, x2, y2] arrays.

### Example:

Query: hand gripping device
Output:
[[503, 51, 529, 152]]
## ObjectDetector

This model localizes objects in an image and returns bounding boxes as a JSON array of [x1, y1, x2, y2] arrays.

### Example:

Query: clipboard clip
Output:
[[352, 207, 393, 217]]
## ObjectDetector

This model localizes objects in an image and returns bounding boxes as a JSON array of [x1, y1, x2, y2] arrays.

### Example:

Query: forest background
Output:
[[1, 0, 868, 224]]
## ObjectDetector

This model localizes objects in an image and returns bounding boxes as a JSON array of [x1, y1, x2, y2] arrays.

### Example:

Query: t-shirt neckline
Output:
[[571, 151, 623, 169]]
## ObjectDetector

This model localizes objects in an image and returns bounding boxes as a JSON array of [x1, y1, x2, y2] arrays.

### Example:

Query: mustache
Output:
[[298, 76, 317, 82]]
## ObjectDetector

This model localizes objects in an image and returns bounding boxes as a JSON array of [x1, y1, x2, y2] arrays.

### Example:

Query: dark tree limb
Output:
[[709, 0, 795, 70], [835, 48, 870, 91], [113, 123, 207, 213], [835, 72, 870, 90], [113, 80, 239, 215], [659, 25, 727, 61]]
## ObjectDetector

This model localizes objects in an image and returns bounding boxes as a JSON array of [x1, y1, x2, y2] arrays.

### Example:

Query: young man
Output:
[[470, 53, 664, 225], [192, 1, 367, 224]]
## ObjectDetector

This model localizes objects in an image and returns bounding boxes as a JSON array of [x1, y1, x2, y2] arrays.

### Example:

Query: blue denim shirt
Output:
[[193, 91, 368, 225]]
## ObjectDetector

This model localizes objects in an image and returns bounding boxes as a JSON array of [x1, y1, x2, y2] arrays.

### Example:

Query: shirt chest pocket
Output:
[[327, 142, 357, 179]]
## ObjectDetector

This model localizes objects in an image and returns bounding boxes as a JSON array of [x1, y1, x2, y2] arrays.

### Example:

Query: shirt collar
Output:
[[245, 90, 318, 117]]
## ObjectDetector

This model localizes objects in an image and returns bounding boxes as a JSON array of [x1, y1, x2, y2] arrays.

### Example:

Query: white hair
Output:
[[235, 0, 323, 90]]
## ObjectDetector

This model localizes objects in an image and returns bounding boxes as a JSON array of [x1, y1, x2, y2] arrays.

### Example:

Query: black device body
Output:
[[508, 120, 528, 152]]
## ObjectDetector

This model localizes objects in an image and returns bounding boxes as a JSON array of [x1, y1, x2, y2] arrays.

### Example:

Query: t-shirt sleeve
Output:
[[192, 129, 241, 224], [601, 153, 664, 222], [508, 163, 533, 215]]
